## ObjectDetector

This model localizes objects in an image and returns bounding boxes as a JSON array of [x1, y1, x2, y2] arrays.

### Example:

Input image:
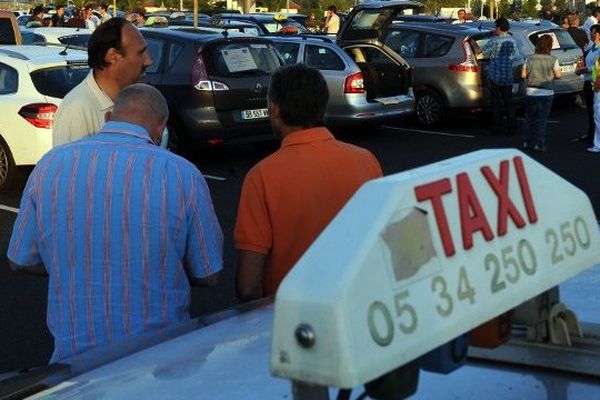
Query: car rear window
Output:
[[209, 42, 281, 76], [30, 64, 89, 99], [529, 29, 578, 50]]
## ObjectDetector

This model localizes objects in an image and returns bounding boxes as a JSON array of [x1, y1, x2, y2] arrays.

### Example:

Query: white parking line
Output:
[[0, 204, 19, 214], [382, 126, 476, 138], [203, 174, 227, 181], [517, 118, 559, 124]]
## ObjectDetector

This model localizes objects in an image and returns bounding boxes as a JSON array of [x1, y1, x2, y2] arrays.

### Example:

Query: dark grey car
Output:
[[140, 29, 283, 150]]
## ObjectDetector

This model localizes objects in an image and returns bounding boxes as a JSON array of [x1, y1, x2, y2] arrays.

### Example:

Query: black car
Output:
[[139, 28, 283, 150]]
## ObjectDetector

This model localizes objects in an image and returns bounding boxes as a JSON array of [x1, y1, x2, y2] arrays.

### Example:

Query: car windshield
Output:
[[30, 64, 89, 98], [209, 42, 282, 76]]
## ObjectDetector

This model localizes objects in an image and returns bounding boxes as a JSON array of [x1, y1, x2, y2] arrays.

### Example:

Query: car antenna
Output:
[[59, 45, 70, 56]]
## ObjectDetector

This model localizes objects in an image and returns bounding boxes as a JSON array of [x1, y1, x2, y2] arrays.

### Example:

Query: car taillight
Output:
[[19, 103, 57, 129], [449, 41, 479, 72], [577, 55, 585, 69], [344, 71, 365, 94], [191, 52, 230, 91]]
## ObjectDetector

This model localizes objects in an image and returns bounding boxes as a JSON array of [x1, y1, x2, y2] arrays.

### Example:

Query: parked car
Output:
[[20, 27, 92, 48], [211, 13, 308, 34], [382, 19, 583, 126], [0, 10, 21, 44], [269, 34, 414, 126], [0, 45, 89, 189], [139, 28, 284, 150], [330, 1, 423, 123]]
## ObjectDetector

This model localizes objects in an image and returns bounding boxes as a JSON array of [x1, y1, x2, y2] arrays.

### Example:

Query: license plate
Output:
[[241, 108, 269, 120], [560, 64, 576, 73]]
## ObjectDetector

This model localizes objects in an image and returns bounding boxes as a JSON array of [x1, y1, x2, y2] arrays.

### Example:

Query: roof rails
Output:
[[268, 34, 334, 43], [0, 48, 29, 60]]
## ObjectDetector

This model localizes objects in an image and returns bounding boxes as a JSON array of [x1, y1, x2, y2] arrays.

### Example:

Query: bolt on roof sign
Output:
[[271, 149, 600, 388]]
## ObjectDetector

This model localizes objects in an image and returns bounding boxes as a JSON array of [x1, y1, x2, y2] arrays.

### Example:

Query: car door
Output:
[[302, 43, 348, 102], [336, 1, 423, 47]]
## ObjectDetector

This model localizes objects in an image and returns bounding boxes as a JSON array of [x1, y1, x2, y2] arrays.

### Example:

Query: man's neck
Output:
[[93, 69, 121, 101]]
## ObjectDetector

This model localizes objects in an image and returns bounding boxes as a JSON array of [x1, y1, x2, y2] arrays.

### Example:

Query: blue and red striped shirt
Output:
[[8, 121, 223, 362]]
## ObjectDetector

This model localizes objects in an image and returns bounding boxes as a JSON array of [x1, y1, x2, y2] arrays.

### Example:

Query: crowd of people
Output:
[[25, 3, 148, 30]]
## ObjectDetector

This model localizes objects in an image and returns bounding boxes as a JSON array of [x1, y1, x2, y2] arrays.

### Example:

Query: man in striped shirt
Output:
[[7, 84, 223, 363]]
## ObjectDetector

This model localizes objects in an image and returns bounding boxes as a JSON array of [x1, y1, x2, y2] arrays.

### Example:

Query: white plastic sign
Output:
[[271, 149, 600, 388]]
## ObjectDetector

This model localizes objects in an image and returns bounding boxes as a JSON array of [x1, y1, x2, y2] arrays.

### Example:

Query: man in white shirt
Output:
[[84, 4, 100, 30], [53, 17, 152, 147], [324, 5, 340, 34], [98, 3, 112, 23], [583, 8, 600, 43]]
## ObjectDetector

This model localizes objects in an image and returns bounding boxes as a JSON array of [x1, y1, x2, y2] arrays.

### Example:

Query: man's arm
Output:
[[8, 260, 47, 276], [236, 250, 267, 302]]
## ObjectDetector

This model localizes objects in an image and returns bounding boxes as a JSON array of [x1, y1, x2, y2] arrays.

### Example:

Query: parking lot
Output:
[[0, 101, 599, 373]]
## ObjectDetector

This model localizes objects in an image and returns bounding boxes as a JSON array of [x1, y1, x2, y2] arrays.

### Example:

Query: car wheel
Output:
[[0, 137, 15, 190], [416, 90, 445, 127], [166, 119, 188, 157]]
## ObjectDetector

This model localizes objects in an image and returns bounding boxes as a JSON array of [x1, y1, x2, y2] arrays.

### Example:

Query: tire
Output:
[[416, 90, 445, 127], [0, 137, 15, 191]]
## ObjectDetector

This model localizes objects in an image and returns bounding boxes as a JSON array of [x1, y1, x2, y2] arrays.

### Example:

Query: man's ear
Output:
[[105, 47, 119, 66], [269, 101, 280, 119]]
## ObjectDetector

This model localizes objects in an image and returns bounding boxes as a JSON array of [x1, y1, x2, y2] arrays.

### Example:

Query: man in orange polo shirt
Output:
[[234, 64, 383, 301]]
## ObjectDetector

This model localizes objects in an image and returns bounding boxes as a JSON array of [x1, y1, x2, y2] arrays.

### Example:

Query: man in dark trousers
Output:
[[481, 18, 519, 136]]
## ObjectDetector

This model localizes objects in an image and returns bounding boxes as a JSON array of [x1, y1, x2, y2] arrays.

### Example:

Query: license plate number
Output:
[[241, 108, 269, 120], [560, 64, 576, 73]]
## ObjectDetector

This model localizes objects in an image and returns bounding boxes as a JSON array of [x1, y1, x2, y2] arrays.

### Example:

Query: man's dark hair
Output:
[[32, 6, 44, 15], [495, 17, 509, 31], [593, 7, 600, 17], [84, 3, 94, 11], [591, 23, 600, 36], [100, 3, 108, 11], [88, 17, 129, 69], [56, 4, 64, 10], [327, 5, 337, 13], [268, 64, 329, 129]]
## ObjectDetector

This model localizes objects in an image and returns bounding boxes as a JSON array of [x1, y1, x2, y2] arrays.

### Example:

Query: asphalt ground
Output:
[[1, 101, 599, 373]]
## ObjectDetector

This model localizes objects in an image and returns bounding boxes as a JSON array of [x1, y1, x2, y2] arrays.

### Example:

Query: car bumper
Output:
[[180, 106, 273, 142], [324, 94, 415, 126]]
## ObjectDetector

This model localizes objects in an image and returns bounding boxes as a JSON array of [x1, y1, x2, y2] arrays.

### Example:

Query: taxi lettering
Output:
[[414, 156, 538, 257]]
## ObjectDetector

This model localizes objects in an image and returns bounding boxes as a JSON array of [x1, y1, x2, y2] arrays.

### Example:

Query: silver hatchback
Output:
[[269, 35, 415, 127]]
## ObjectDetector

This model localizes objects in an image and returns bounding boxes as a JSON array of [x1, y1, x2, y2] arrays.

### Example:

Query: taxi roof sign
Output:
[[271, 149, 600, 388]]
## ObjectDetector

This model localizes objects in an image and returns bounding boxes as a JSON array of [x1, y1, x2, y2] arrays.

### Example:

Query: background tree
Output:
[[520, 0, 539, 18], [497, 0, 510, 16]]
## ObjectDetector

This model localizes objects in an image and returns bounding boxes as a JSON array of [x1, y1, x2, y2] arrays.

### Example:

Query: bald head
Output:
[[111, 83, 169, 144]]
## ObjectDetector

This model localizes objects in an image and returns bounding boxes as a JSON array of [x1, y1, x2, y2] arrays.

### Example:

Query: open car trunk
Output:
[[345, 44, 412, 102]]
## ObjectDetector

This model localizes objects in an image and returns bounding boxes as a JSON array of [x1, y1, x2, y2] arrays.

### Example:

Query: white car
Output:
[[0, 45, 89, 189], [20, 27, 92, 48]]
